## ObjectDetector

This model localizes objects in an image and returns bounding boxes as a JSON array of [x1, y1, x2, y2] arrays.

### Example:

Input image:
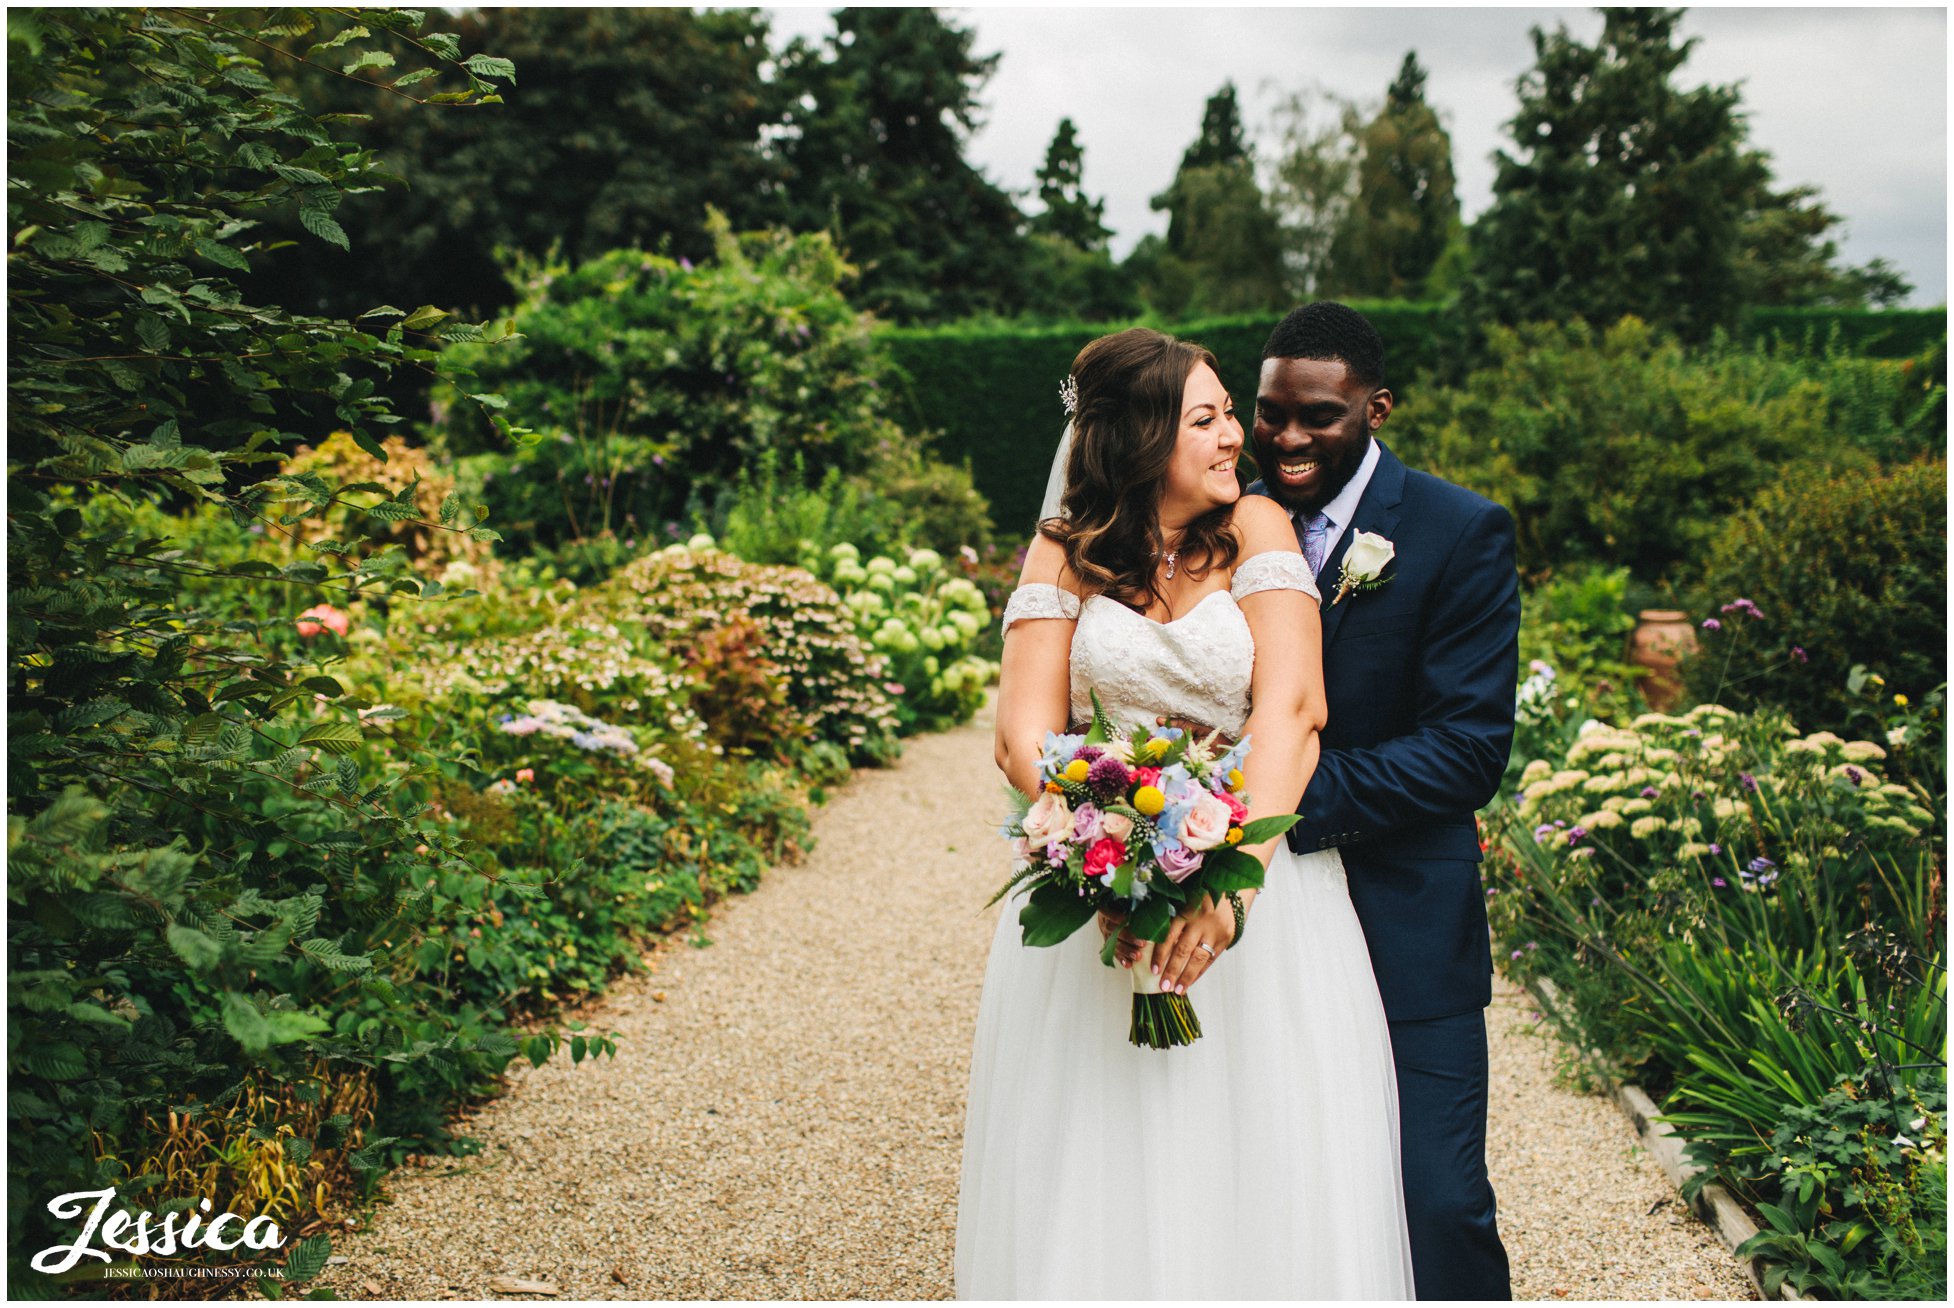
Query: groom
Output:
[[1244, 302, 1519, 1299]]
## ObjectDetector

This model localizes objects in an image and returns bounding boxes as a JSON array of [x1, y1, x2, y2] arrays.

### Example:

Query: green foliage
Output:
[[772, 7, 1033, 322], [595, 544, 904, 766], [804, 544, 998, 735], [1730, 1083, 1947, 1298], [1334, 52, 1460, 300], [1465, 8, 1898, 341], [5, 5, 548, 1277], [1390, 316, 1944, 580], [1684, 457, 1947, 728], [1030, 117, 1111, 251], [438, 215, 988, 554], [1142, 87, 1286, 319], [1509, 566, 1644, 793], [249, 6, 788, 325]]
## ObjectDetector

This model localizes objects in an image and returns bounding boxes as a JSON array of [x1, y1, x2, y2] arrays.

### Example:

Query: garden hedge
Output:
[[883, 305, 1944, 537]]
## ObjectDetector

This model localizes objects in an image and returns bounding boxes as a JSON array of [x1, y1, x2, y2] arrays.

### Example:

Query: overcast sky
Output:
[[765, 4, 1947, 305]]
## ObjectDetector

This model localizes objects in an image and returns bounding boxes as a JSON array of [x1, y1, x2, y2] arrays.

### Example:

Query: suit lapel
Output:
[[1316, 441, 1406, 650]]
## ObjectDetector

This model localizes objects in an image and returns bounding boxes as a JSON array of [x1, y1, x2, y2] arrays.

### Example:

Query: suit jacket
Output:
[[1246, 440, 1521, 1021]]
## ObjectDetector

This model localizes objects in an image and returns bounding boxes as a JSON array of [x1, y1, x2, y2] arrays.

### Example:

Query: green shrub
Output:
[[594, 544, 903, 767], [1389, 316, 1950, 581], [1508, 565, 1645, 793], [1684, 457, 1947, 729], [437, 213, 992, 553]]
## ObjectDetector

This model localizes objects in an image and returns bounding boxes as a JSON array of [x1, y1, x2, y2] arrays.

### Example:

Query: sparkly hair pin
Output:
[[1059, 375, 1078, 415]]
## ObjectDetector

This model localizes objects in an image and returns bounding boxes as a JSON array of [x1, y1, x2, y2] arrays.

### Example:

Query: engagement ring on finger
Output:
[[1197, 942, 1216, 957]]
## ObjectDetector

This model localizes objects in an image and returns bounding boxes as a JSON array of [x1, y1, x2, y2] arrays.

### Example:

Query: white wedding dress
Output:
[[954, 551, 1415, 1299]]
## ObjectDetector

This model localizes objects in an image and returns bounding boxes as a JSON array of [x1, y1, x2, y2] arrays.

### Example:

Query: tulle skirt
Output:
[[954, 843, 1415, 1299]]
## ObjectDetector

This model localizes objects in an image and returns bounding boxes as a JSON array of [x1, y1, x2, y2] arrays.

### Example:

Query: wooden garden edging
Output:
[[1525, 975, 1807, 1302]]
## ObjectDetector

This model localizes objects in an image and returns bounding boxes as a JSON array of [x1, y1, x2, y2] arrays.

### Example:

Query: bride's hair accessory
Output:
[[1059, 374, 1079, 416]]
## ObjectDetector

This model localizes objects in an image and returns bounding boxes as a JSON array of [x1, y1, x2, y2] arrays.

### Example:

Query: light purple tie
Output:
[[1301, 511, 1332, 577]]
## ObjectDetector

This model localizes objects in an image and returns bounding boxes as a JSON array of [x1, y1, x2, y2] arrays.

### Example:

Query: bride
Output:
[[954, 328, 1414, 1298]]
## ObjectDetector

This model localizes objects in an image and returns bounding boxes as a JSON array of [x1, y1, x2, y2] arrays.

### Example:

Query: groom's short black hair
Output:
[[1262, 302, 1386, 390]]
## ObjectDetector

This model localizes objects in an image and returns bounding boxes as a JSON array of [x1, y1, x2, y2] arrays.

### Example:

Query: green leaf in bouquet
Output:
[[985, 861, 1046, 910], [1126, 891, 1173, 942], [1099, 929, 1122, 968], [1019, 881, 1098, 947], [1199, 846, 1267, 894], [1110, 860, 1134, 899], [1235, 814, 1302, 845]]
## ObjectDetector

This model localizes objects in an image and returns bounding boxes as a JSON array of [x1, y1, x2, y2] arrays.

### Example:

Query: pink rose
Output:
[[1100, 811, 1133, 843], [1157, 843, 1203, 882], [1132, 766, 1162, 791], [1217, 790, 1248, 825], [1180, 792, 1235, 851], [1070, 802, 1104, 844], [1021, 791, 1075, 850], [296, 603, 349, 638], [1083, 837, 1126, 881]]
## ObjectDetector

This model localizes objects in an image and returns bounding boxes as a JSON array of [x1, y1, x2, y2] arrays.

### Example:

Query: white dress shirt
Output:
[[1294, 436, 1382, 578]]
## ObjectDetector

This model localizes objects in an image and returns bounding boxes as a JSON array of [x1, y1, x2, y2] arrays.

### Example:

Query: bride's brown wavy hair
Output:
[[1039, 327, 1240, 616]]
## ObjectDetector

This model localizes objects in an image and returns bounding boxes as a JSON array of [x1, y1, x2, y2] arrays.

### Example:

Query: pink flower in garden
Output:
[[296, 603, 349, 637], [516, 768, 534, 783]]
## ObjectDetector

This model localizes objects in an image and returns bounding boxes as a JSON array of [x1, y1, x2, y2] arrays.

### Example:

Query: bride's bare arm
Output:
[[994, 534, 1078, 801]]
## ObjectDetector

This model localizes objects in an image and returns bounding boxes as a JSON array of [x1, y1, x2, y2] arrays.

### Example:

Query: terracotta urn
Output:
[[1628, 610, 1698, 711]]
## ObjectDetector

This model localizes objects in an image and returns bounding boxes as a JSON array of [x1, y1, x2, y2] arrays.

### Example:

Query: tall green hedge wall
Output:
[[882, 305, 1944, 536]]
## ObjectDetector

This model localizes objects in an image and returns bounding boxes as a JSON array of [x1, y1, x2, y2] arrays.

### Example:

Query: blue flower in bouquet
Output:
[[1039, 732, 1087, 775], [1211, 737, 1251, 781]]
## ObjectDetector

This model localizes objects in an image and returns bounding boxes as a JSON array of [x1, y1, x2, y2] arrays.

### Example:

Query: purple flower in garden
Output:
[[1692, 790, 1706, 802], [679, 257, 694, 271], [652, 455, 666, 468], [1554, 819, 1567, 828], [1701, 618, 1721, 632], [1720, 598, 1763, 620], [1527, 942, 1539, 952], [1511, 949, 1524, 961], [796, 323, 812, 340], [1570, 847, 1596, 860], [1713, 877, 1728, 888], [1749, 856, 1776, 874], [1708, 843, 1722, 856], [1533, 823, 1556, 844], [1791, 646, 1808, 664], [1844, 766, 1864, 786], [1739, 773, 1758, 793], [1567, 826, 1588, 844], [1641, 786, 1660, 799], [557, 432, 574, 444], [584, 474, 595, 485]]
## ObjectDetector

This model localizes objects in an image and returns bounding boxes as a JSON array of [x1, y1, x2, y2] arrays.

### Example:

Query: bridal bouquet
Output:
[[993, 690, 1300, 1049]]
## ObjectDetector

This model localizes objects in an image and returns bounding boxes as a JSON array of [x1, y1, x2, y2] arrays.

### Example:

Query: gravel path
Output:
[[318, 697, 1755, 1300]]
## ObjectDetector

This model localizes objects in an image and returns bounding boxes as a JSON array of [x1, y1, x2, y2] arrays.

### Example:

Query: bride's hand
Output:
[[1097, 907, 1144, 969], [1155, 894, 1236, 996]]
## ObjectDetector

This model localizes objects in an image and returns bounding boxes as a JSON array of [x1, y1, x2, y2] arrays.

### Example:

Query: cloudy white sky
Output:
[[766, 3, 1948, 305]]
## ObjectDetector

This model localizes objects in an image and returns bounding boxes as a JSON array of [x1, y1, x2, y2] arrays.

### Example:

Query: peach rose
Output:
[[1180, 792, 1235, 851], [1100, 811, 1133, 843], [1021, 791, 1075, 849]]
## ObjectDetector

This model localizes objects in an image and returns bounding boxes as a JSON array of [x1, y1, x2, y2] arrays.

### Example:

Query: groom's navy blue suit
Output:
[[1248, 438, 1519, 1300]]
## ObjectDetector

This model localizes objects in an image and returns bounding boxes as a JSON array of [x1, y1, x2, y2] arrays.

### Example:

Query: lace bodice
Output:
[[999, 551, 1319, 737]]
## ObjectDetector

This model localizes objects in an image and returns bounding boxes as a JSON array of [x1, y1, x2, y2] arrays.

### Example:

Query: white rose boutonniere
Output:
[[1331, 531, 1396, 606]]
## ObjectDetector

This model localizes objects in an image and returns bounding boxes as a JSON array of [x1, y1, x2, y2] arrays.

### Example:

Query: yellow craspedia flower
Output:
[[1225, 827, 1243, 845], [1226, 768, 1245, 792], [1133, 785, 1166, 817], [1895, 693, 1909, 707], [1063, 758, 1091, 783], [1142, 737, 1170, 761]]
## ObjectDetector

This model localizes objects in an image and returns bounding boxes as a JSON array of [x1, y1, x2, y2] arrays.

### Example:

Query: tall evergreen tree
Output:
[[1031, 118, 1111, 251], [772, 7, 1031, 321], [1326, 53, 1460, 298], [1139, 82, 1286, 316], [1465, 7, 1905, 335]]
